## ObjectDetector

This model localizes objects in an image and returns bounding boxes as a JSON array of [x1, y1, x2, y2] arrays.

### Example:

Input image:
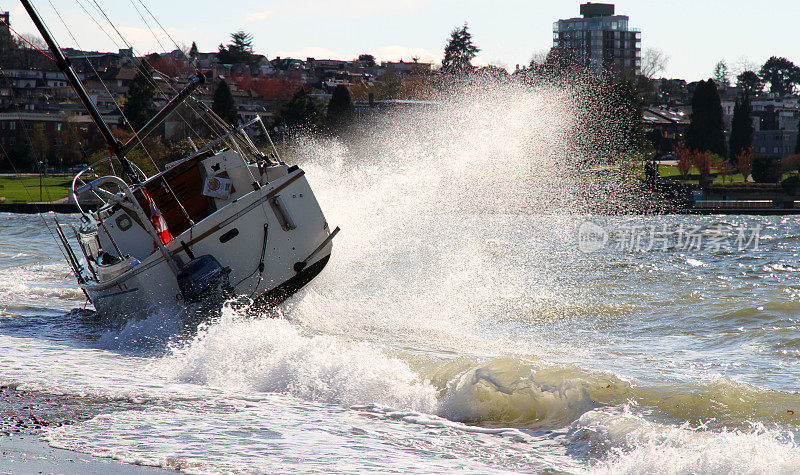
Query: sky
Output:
[[1, 0, 799, 81]]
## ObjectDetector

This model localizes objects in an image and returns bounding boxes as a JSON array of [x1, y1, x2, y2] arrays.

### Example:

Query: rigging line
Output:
[[52, 1, 127, 121], [0, 74, 73, 267], [123, 0, 209, 145], [82, 0, 247, 175], [72, 0, 124, 51], [77, 0, 170, 173], [136, 0, 196, 68], [70, 4, 201, 229], [36, 0, 130, 182], [128, 0, 167, 57], [81, 0, 211, 160], [70, 0, 194, 152], [0, 14, 54, 61], [123, 1, 243, 146], [128, 5, 263, 148], [48, 0, 140, 178]]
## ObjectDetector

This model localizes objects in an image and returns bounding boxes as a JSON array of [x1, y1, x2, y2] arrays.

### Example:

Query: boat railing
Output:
[[170, 115, 278, 172], [71, 115, 279, 216], [72, 167, 180, 275], [71, 156, 146, 217]]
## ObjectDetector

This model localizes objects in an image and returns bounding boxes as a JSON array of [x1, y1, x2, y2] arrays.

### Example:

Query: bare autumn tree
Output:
[[640, 47, 669, 79]]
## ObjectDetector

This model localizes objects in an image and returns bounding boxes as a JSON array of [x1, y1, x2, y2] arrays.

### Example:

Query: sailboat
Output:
[[20, 1, 338, 322]]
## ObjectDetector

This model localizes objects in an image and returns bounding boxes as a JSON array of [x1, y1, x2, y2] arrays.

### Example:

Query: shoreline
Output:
[[0, 385, 172, 473], [0, 435, 171, 474]]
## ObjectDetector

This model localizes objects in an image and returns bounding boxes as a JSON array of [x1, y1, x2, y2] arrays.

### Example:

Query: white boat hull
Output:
[[82, 168, 332, 322]]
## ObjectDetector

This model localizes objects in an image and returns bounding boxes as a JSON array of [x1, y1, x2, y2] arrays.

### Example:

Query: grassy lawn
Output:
[[657, 165, 747, 183], [0, 175, 72, 202]]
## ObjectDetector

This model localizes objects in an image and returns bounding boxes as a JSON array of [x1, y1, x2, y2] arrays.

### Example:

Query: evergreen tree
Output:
[[189, 41, 199, 62], [607, 77, 644, 151], [29, 123, 49, 164], [274, 88, 323, 131], [212, 80, 237, 126], [713, 60, 730, 87], [326, 85, 355, 131], [796, 123, 800, 154], [736, 70, 763, 97], [686, 79, 727, 157], [218, 31, 258, 66], [441, 23, 479, 75], [728, 96, 753, 164], [122, 60, 156, 131], [759, 56, 800, 96], [358, 54, 376, 67]]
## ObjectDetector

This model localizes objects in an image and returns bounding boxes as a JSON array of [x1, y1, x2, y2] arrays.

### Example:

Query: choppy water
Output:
[[2, 84, 800, 473]]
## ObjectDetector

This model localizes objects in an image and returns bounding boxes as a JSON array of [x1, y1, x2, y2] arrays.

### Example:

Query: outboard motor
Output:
[[177, 255, 230, 303]]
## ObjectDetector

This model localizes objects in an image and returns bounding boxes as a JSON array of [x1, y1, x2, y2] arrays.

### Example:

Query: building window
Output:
[[9, 122, 15, 131], [25, 122, 33, 130]]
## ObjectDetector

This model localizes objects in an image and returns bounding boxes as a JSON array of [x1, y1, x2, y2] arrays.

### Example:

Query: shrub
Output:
[[752, 154, 781, 183]]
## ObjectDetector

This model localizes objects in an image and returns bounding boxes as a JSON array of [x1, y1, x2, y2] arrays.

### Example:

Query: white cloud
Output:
[[375, 45, 438, 64], [274, 46, 353, 61], [245, 10, 272, 23], [270, 0, 447, 20]]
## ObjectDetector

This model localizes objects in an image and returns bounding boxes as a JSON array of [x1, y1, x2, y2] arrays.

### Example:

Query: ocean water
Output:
[[1, 83, 800, 473]]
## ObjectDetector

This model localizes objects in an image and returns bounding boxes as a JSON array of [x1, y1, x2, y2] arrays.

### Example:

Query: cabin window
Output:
[[116, 214, 133, 231], [219, 228, 239, 243]]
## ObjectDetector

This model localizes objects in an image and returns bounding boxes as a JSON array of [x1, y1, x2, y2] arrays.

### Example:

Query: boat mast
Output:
[[18, 0, 134, 177]]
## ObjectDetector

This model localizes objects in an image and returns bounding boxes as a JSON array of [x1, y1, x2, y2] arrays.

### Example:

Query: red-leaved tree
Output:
[[676, 142, 693, 179], [736, 147, 754, 182], [692, 150, 713, 179]]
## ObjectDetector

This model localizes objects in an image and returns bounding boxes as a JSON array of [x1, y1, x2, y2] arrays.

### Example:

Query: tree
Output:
[[736, 148, 753, 182], [212, 80, 237, 126], [326, 85, 354, 131], [29, 123, 49, 164], [189, 41, 199, 62], [374, 68, 401, 99], [525, 45, 584, 81], [692, 150, 713, 179], [122, 60, 157, 131], [728, 96, 753, 164], [759, 56, 800, 96], [441, 23, 479, 75], [606, 77, 644, 151], [713, 60, 730, 87], [273, 88, 324, 131], [640, 47, 669, 79], [218, 31, 258, 66], [676, 142, 693, 179], [686, 79, 727, 157], [796, 125, 800, 154], [58, 122, 83, 167], [736, 70, 763, 97], [358, 54, 376, 67], [712, 154, 731, 183]]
